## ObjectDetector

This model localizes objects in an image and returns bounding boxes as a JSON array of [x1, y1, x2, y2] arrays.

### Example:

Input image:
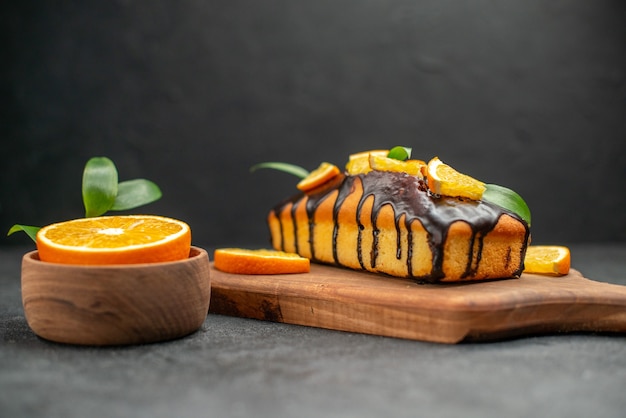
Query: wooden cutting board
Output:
[[208, 263, 626, 343]]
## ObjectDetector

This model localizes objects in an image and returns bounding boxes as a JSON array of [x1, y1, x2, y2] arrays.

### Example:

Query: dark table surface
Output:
[[2, 244, 626, 418]]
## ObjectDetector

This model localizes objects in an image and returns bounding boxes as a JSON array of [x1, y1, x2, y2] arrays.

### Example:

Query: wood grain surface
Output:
[[21, 247, 211, 346], [209, 263, 626, 343]]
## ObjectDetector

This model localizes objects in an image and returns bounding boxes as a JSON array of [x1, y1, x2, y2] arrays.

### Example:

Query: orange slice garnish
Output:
[[369, 155, 426, 177], [213, 248, 310, 275], [36, 215, 191, 265], [523, 245, 571, 276], [345, 150, 389, 175], [426, 157, 486, 200], [297, 162, 341, 192]]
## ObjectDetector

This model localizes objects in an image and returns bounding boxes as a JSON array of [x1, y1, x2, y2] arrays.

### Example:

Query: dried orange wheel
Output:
[[426, 157, 486, 200], [36, 215, 191, 265], [213, 248, 310, 275], [297, 162, 341, 192], [523, 245, 571, 276]]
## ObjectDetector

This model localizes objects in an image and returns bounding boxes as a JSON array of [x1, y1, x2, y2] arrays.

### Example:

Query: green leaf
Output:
[[387, 146, 412, 161], [483, 184, 531, 226], [111, 179, 162, 211], [250, 162, 310, 179], [83, 157, 118, 217], [7, 224, 40, 242]]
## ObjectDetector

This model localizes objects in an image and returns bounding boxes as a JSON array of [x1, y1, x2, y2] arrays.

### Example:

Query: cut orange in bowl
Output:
[[36, 215, 191, 265], [426, 157, 486, 200], [213, 248, 310, 275], [297, 162, 341, 192], [523, 245, 571, 276]]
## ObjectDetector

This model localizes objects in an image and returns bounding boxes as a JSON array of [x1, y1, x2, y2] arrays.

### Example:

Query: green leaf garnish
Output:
[[387, 146, 412, 161], [483, 184, 531, 226], [250, 162, 310, 179], [82, 157, 118, 217], [111, 179, 162, 211], [8, 156, 163, 243], [7, 224, 41, 241]]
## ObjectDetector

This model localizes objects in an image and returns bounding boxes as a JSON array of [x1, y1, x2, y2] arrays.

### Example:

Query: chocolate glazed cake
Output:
[[268, 171, 530, 283]]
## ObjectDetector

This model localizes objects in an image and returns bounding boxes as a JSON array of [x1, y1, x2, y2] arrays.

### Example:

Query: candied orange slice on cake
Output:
[[369, 155, 426, 177], [213, 248, 310, 274], [345, 150, 389, 175], [426, 157, 486, 200], [36, 215, 191, 265], [523, 245, 571, 276], [297, 162, 341, 192]]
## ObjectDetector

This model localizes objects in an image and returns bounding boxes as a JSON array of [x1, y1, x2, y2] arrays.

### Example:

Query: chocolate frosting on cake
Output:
[[271, 171, 530, 282]]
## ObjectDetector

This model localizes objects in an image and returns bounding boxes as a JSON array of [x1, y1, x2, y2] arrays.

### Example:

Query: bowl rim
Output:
[[22, 245, 208, 269]]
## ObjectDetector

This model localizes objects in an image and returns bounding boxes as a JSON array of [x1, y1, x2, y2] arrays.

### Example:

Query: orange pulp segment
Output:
[[369, 155, 426, 177], [523, 245, 571, 276], [297, 162, 341, 192], [426, 157, 486, 200], [36, 215, 191, 265], [213, 248, 310, 275], [345, 150, 389, 175]]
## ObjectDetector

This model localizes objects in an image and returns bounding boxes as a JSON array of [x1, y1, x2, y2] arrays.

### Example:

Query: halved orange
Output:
[[36, 215, 191, 265], [345, 150, 389, 175], [297, 162, 341, 192], [213, 248, 310, 275], [369, 155, 426, 177], [426, 157, 486, 200], [523, 245, 571, 276]]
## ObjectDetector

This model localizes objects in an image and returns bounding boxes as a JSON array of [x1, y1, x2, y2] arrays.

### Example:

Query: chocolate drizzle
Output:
[[271, 171, 529, 282]]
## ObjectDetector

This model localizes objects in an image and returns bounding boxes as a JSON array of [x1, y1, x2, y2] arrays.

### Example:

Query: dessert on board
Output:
[[265, 148, 532, 283]]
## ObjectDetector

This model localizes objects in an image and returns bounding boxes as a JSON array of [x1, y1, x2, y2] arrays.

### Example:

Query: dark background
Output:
[[2, 0, 625, 249]]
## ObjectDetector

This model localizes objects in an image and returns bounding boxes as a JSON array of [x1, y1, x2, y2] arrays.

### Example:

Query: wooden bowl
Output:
[[21, 246, 211, 346]]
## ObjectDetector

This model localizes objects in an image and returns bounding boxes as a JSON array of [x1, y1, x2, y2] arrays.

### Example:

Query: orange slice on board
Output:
[[36, 215, 191, 265], [297, 162, 341, 192], [213, 248, 310, 275], [426, 157, 486, 200], [523, 245, 571, 276]]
